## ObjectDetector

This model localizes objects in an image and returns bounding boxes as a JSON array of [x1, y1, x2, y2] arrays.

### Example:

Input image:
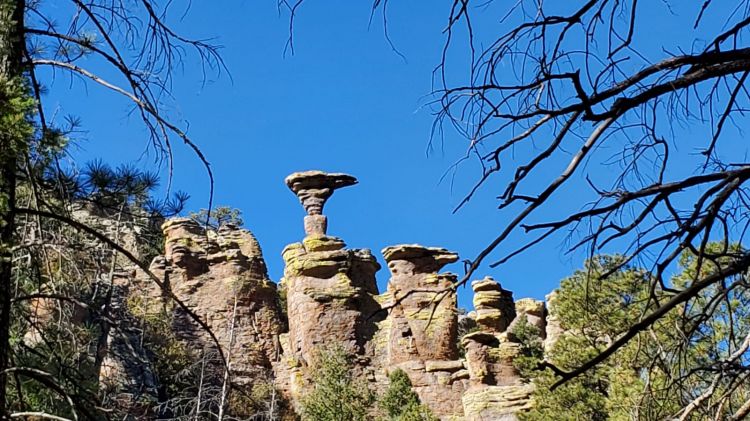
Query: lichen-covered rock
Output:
[[280, 170, 382, 408], [382, 244, 460, 363], [380, 244, 468, 419], [461, 283, 546, 420], [462, 384, 534, 421], [462, 332, 523, 387], [281, 235, 381, 364], [156, 218, 285, 379], [471, 277, 515, 333], [85, 170, 565, 421]]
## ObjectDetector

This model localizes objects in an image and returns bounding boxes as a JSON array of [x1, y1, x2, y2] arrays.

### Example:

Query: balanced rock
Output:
[[471, 276, 516, 333], [285, 170, 357, 236]]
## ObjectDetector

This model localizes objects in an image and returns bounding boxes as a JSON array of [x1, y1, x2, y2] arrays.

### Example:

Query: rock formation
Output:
[[101, 216, 286, 416], [472, 276, 515, 333], [376, 244, 468, 417], [156, 218, 284, 378], [285, 170, 357, 236], [97, 170, 562, 420], [278, 171, 381, 404], [461, 280, 547, 421]]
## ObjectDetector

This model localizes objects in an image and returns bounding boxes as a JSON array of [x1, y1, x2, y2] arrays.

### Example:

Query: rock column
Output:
[[281, 171, 381, 371], [461, 279, 543, 421], [380, 244, 468, 418], [382, 245, 461, 363]]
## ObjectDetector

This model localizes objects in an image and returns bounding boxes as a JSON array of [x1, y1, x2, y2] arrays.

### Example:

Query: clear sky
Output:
[[40, 2, 736, 310]]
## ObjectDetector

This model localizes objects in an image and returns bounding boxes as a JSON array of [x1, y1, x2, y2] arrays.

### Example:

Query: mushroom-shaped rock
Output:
[[382, 244, 459, 274], [285, 171, 357, 215], [285, 171, 357, 236]]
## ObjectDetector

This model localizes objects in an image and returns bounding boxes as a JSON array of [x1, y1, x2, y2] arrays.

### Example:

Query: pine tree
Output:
[[522, 248, 750, 420], [300, 346, 374, 421], [378, 369, 437, 421]]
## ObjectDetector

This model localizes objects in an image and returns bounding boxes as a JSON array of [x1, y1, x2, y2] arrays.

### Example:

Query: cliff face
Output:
[[104, 170, 560, 420]]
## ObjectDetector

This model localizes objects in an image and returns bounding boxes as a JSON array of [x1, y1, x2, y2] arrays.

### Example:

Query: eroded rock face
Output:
[[377, 244, 469, 418], [94, 170, 565, 420], [280, 170, 382, 405], [156, 218, 285, 381], [137, 218, 285, 412], [281, 235, 381, 364], [460, 279, 547, 421], [462, 384, 534, 421], [382, 245, 460, 363]]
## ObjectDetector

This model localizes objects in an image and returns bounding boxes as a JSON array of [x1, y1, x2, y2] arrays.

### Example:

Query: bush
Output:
[[300, 346, 374, 421], [189, 206, 243, 229], [378, 369, 438, 421]]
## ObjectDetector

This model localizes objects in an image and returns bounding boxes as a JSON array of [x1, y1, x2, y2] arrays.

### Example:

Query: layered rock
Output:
[[472, 276, 515, 333], [279, 171, 382, 402], [89, 170, 566, 420], [382, 245, 460, 363], [378, 244, 468, 418], [285, 170, 357, 237], [461, 279, 544, 421], [280, 236, 381, 364]]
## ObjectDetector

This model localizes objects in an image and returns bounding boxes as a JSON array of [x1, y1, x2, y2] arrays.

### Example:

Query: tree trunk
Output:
[[0, 0, 25, 417]]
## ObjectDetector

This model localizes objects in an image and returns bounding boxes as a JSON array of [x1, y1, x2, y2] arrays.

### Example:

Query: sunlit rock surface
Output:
[[96, 170, 562, 420]]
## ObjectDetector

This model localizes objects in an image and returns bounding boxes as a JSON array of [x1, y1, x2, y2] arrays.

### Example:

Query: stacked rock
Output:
[[471, 276, 516, 333]]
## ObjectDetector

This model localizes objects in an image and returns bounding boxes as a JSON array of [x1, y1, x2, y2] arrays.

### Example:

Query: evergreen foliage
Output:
[[300, 346, 374, 421], [509, 317, 544, 379], [189, 206, 244, 230], [378, 369, 437, 421], [522, 249, 750, 420], [300, 350, 438, 421]]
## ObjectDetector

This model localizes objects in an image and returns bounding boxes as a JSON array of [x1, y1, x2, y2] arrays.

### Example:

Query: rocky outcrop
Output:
[[97, 170, 562, 420], [279, 171, 382, 403], [382, 245, 460, 363], [460, 279, 545, 421], [378, 244, 468, 418], [154, 217, 285, 381]]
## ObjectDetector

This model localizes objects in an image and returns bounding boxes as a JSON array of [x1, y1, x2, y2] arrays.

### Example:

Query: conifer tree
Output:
[[523, 248, 750, 420], [300, 346, 375, 421], [0, 1, 223, 418], [378, 369, 437, 421]]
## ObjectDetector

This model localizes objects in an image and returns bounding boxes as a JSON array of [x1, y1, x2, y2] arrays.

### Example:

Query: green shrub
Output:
[[378, 369, 438, 421], [300, 346, 375, 421], [509, 317, 544, 379]]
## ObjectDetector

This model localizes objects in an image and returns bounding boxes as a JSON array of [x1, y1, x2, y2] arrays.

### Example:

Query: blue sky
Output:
[[40, 1, 740, 310]]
